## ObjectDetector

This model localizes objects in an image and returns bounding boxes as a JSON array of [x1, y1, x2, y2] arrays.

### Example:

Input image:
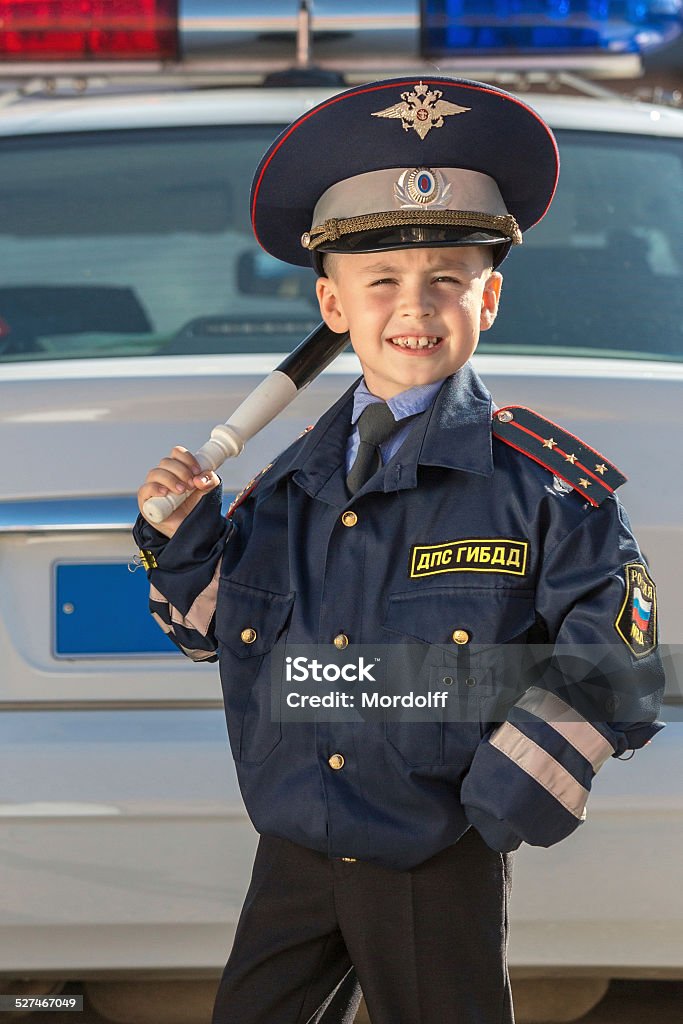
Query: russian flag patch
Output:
[[615, 563, 657, 658]]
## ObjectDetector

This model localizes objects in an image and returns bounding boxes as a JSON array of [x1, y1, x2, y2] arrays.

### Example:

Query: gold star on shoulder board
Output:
[[578, 477, 591, 488], [595, 463, 607, 475], [542, 437, 557, 449], [564, 452, 577, 464]]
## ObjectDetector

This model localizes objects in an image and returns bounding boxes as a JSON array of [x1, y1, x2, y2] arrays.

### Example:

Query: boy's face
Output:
[[316, 246, 502, 400]]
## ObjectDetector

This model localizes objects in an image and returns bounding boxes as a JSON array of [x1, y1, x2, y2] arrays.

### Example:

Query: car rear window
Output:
[[1, 124, 681, 363]]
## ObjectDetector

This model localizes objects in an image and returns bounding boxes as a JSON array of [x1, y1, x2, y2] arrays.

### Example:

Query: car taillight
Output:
[[0, 0, 179, 61]]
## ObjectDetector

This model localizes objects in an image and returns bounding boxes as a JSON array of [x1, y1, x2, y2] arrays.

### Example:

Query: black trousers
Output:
[[212, 828, 514, 1024]]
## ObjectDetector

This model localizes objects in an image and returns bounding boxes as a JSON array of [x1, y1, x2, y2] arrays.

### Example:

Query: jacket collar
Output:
[[418, 361, 494, 476], [279, 361, 494, 502]]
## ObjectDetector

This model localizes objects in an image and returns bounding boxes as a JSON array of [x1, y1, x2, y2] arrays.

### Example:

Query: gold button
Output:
[[240, 627, 257, 644], [333, 633, 349, 650], [328, 753, 345, 770], [341, 511, 358, 527], [452, 629, 470, 645]]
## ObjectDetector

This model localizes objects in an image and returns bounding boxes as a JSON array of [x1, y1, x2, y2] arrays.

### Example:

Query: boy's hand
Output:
[[138, 446, 220, 538]]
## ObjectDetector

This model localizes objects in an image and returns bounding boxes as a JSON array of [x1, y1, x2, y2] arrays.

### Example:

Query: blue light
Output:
[[421, 0, 683, 54]]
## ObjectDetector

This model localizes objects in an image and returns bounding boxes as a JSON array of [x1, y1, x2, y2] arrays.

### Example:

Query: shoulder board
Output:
[[491, 406, 627, 507], [226, 462, 274, 519], [226, 425, 314, 518]]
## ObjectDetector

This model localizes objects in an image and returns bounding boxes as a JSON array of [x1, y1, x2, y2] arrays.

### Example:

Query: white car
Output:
[[1, 5, 682, 1022]]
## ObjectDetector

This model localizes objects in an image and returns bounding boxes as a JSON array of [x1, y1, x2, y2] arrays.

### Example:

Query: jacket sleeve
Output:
[[132, 485, 232, 662], [461, 494, 665, 852]]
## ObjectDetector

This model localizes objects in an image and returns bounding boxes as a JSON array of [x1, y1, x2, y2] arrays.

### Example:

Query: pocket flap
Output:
[[383, 588, 536, 649], [216, 579, 295, 659]]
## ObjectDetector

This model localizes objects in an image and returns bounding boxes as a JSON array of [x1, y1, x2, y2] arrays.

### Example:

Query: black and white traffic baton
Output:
[[142, 323, 349, 524]]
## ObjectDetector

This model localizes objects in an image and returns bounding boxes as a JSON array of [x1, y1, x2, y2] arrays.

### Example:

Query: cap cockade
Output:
[[250, 76, 559, 270]]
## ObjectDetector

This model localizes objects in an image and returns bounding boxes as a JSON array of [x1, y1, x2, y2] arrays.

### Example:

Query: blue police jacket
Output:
[[134, 363, 663, 870]]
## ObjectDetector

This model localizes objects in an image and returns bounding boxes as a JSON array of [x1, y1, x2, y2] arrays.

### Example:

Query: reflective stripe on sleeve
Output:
[[151, 611, 173, 635], [177, 645, 219, 662], [489, 722, 589, 820], [514, 686, 615, 772], [149, 559, 222, 661], [150, 558, 222, 639], [169, 559, 222, 637]]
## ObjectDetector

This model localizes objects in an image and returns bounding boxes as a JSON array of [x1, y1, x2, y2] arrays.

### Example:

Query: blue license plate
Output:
[[55, 562, 180, 657]]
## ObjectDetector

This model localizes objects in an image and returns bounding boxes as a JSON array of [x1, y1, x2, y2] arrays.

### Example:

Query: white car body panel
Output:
[[0, 81, 681, 981]]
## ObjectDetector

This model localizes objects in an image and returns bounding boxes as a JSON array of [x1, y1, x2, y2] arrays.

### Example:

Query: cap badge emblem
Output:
[[372, 81, 470, 140], [394, 168, 452, 208]]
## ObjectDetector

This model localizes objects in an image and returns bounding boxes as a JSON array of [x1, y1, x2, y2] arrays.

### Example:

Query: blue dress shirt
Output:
[[345, 378, 444, 473]]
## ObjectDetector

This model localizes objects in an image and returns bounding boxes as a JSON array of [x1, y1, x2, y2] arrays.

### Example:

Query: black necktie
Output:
[[346, 402, 397, 495]]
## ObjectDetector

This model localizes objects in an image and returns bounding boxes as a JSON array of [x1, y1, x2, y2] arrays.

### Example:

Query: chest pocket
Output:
[[382, 588, 536, 767], [215, 579, 295, 765]]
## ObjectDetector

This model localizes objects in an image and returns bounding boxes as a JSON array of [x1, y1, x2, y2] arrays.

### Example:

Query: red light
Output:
[[0, 0, 179, 61]]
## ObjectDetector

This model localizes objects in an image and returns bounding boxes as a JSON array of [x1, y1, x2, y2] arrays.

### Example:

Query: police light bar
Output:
[[0, 1, 671, 79], [421, 0, 683, 56], [0, 0, 179, 61]]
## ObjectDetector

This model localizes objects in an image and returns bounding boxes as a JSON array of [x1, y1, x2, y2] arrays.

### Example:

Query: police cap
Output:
[[250, 76, 559, 271]]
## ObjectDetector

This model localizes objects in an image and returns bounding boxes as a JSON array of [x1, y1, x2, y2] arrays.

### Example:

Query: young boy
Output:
[[134, 78, 663, 1024]]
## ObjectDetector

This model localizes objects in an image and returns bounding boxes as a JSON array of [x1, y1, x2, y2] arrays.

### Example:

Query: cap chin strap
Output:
[[303, 209, 522, 252]]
